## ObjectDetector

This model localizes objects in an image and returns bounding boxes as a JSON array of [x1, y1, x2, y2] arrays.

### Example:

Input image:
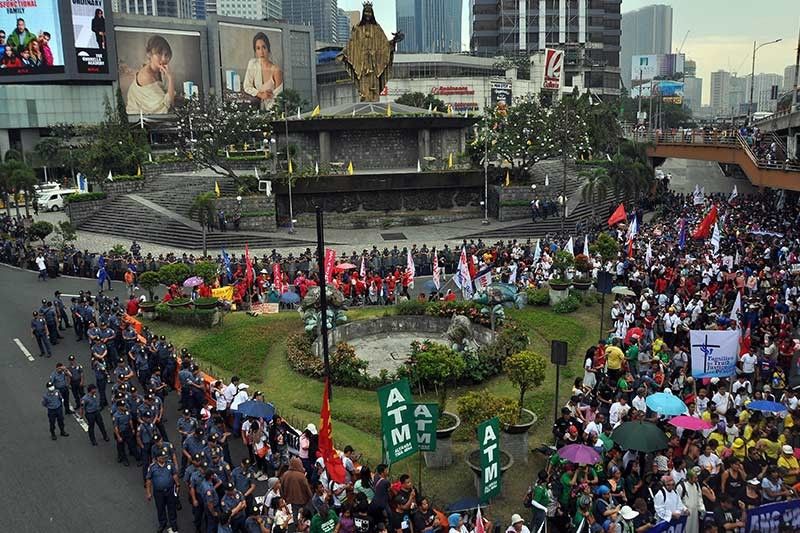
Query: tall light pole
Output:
[[749, 39, 783, 124]]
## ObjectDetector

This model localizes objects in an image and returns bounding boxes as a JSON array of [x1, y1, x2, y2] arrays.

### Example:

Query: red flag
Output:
[[317, 379, 347, 483], [272, 262, 283, 293], [692, 204, 718, 240], [245, 244, 254, 287], [607, 203, 627, 226], [324, 248, 336, 284], [740, 326, 751, 356], [474, 508, 485, 533]]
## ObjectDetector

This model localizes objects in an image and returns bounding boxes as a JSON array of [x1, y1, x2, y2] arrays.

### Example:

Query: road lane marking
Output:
[[72, 413, 89, 432], [13, 338, 35, 362]]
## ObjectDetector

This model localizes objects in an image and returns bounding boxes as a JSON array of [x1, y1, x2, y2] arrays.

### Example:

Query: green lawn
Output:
[[142, 299, 604, 519]]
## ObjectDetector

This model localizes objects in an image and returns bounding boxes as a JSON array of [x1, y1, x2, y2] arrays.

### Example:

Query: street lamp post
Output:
[[482, 120, 489, 225], [749, 39, 783, 124], [284, 114, 295, 234]]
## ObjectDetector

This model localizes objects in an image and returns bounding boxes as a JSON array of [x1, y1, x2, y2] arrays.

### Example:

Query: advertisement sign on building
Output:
[[490, 80, 512, 106], [116, 26, 203, 115], [0, 0, 65, 75], [218, 22, 283, 110], [631, 53, 686, 97], [71, 0, 108, 74], [377, 379, 418, 464], [542, 48, 564, 90]]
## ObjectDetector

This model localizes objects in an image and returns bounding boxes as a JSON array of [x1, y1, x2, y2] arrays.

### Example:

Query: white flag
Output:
[[690, 330, 740, 378], [254, 167, 260, 180], [729, 185, 738, 202], [730, 291, 742, 324], [433, 253, 441, 290], [406, 249, 415, 288], [693, 184, 704, 205], [533, 239, 541, 264], [417, 160, 422, 172], [427, 103, 432, 113], [711, 222, 721, 256], [645, 241, 653, 266], [297, 107, 301, 119], [359, 256, 366, 278], [107, 170, 113, 181], [508, 263, 518, 284], [139, 110, 144, 128], [455, 247, 473, 298], [565, 236, 574, 256], [583, 235, 589, 257], [545, 174, 550, 187], [315, 162, 319, 175], [474, 267, 492, 290]]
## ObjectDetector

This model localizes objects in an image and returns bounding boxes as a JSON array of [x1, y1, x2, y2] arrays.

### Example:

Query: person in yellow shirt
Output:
[[605, 340, 625, 381], [731, 438, 746, 460], [758, 429, 782, 461], [777, 445, 800, 486]]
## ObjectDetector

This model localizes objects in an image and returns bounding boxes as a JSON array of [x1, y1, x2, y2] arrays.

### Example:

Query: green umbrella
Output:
[[610, 421, 668, 453], [598, 433, 614, 451]]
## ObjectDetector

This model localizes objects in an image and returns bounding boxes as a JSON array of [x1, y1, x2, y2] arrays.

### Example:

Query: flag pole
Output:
[[315, 206, 332, 400]]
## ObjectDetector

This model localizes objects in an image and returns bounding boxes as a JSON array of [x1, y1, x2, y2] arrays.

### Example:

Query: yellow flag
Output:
[[447, 105, 453, 115], [311, 105, 321, 117], [504, 169, 510, 186], [136, 165, 142, 176], [386, 102, 392, 117], [214, 181, 221, 197], [243, 142, 248, 150], [288, 159, 294, 174], [448, 153, 453, 169], [347, 161, 354, 175], [211, 286, 234, 301]]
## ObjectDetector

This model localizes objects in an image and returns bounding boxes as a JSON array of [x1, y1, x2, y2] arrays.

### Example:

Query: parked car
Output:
[[37, 189, 77, 211]]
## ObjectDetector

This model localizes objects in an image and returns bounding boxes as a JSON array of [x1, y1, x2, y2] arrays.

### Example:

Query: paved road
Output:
[[0, 263, 262, 532]]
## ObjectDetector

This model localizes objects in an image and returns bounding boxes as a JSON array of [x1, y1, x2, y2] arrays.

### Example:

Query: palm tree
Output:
[[10, 162, 37, 217], [188, 191, 216, 257], [579, 167, 610, 223], [0, 162, 14, 217]]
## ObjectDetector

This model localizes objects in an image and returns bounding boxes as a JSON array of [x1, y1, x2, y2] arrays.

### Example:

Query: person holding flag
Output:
[[454, 247, 473, 299]]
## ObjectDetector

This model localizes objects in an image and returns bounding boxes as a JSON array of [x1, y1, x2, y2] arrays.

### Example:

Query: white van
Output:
[[37, 189, 77, 211]]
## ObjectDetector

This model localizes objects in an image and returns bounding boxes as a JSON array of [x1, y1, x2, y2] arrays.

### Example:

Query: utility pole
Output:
[[749, 39, 783, 124]]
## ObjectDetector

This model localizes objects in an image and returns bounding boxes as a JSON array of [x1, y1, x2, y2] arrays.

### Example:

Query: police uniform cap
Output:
[[142, 410, 153, 418], [210, 452, 220, 459], [192, 453, 203, 461], [200, 461, 209, 468], [68, 355, 75, 361], [153, 432, 162, 440], [32, 311, 38, 316], [183, 408, 191, 415], [241, 458, 251, 466], [145, 394, 154, 400], [41, 298, 47, 304], [225, 482, 235, 491], [46, 381, 53, 387]]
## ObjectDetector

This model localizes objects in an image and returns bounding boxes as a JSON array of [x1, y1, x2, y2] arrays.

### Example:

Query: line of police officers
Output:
[[39, 290, 271, 533]]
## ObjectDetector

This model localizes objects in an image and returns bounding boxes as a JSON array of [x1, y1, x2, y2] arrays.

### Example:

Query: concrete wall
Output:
[[490, 185, 535, 222], [312, 315, 496, 357], [67, 198, 108, 226], [100, 179, 147, 197], [215, 195, 277, 232]]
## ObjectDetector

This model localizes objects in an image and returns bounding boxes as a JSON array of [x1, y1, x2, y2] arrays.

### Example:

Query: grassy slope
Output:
[[142, 301, 602, 519]]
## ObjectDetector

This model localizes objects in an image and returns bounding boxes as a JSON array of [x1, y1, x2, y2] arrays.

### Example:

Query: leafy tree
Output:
[[413, 342, 466, 412], [34, 138, 63, 170], [174, 94, 274, 184], [187, 192, 217, 257], [590, 232, 620, 263], [3, 148, 23, 162], [8, 160, 37, 217], [158, 263, 191, 286], [30, 221, 54, 245], [504, 350, 547, 416], [579, 167, 610, 223], [275, 89, 309, 116], [52, 221, 77, 251], [551, 250, 575, 282], [395, 91, 447, 112], [608, 154, 651, 202], [192, 261, 219, 283], [138, 271, 161, 302]]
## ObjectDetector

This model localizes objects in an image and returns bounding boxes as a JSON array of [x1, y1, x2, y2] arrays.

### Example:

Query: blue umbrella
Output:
[[747, 400, 787, 413], [280, 291, 301, 304], [422, 279, 439, 292], [236, 400, 275, 420], [645, 392, 687, 416]]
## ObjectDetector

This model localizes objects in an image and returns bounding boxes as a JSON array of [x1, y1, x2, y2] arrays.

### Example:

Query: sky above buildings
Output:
[[340, 0, 799, 106]]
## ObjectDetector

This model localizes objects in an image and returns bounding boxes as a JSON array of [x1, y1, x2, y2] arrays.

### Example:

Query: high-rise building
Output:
[[710, 70, 732, 117], [682, 58, 701, 115], [215, 0, 281, 20], [620, 4, 672, 89], [396, 0, 462, 53], [471, 0, 622, 96], [113, 0, 194, 18], [282, 0, 337, 43], [785, 65, 799, 92], [337, 8, 352, 44], [744, 73, 784, 113], [684, 59, 696, 78]]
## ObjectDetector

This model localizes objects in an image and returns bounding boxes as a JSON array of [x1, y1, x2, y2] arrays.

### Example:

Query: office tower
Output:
[[471, 0, 622, 96], [744, 73, 784, 113], [283, 0, 338, 43], [710, 70, 732, 117], [785, 65, 799, 92], [396, 0, 462, 53], [215, 0, 281, 20], [620, 4, 672, 89], [337, 8, 352, 44], [114, 0, 194, 18]]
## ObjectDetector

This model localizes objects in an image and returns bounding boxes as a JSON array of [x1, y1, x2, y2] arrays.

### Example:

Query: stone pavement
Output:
[[37, 159, 749, 256]]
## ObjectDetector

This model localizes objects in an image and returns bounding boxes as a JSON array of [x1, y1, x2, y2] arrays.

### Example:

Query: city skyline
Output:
[[338, 0, 797, 106]]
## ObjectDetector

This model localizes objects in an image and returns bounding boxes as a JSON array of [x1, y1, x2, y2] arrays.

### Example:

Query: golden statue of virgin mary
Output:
[[337, 2, 404, 102]]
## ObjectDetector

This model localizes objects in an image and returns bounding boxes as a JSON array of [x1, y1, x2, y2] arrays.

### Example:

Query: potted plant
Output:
[[572, 253, 592, 290], [464, 448, 514, 499], [138, 271, 161, 318], [167, 297, 192, 308], [502, 350, 545, 463], [194, 296, 219, 310], [409, 341, 465, 467], [549, 250, 574, 290]]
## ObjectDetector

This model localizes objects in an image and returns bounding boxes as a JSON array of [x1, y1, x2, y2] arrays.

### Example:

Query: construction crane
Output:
[[677, 30, 690, 55]]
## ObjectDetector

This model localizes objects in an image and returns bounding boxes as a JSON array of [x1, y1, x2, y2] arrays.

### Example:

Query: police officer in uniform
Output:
[[92, 355, 110, 408], [186, 455, 207, 533], [70, 297, 84, 341], [80, 384, 109, 445], [31, 311, 52, 358], [113, 400, 139, 466], [220, 481, 247, 531], [244, 504, 271, 533], [49, 362, 73, 415], [42, 381, 69, 440], [137, 410, 157, 478], [231, 457, 257, 510], [145, 451, 180, 533], [67, 355, 84, 412], [43, 300, 62, 344], [54, 290, 70, 330], [201, 469, 222, 533]]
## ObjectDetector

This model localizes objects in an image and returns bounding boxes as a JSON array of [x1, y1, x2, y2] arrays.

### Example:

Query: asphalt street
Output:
[[0, 263, 262, 532]]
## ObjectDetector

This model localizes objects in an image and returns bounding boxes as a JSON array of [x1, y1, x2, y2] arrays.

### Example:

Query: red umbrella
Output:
[[335, 263, 357, 271], [668, 416, 713, 431]]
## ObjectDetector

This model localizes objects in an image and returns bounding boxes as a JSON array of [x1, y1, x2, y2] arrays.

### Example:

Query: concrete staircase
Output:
[[77, 172, 313, 250]]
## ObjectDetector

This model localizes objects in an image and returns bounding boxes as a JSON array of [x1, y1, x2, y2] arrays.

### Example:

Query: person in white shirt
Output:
[[731, 375, 752, 397], [223, 376, 241, 409], [609, 397, 630, 427], [653, 476, 688, 523], [631, 388, 647, 414], [695, 389, 709, 414], [36, 254, 47, 280], [584, 413, 605, 439], [712, 386, 732, 416], [697, 444, 722, 475]]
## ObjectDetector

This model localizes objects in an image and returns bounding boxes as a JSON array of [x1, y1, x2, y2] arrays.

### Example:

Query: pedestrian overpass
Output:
[[625, 131, 800, 191]]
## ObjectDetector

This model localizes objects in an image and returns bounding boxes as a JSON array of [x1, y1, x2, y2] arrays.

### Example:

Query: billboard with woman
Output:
[[218, 22, 283, 110], [115, 26, 203, 115], [0, 0, 64, 76]]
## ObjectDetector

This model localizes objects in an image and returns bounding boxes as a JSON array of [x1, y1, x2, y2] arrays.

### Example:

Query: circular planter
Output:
[[548, 281, 571, 291], [465, 449, 514, 499], [167, 299, 192, 308], [501, 408, 538, 464], [572, 280, 592, 291], [194, 298, 219, 310], [424, 411, 460, 469], [548, 286, 570, 305], [140, 302, 157, 320]]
